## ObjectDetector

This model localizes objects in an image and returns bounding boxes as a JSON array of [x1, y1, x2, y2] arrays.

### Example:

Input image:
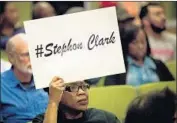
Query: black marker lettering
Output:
[[44, 43, 53, 57], [88, 34, 95, 50], [54, 44, 58, 54], [110, 31, 115, 43]]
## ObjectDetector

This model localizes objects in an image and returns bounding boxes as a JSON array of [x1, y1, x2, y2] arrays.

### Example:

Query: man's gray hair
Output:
[[6, 38, 16, 55], [6, 33, 27, 55]]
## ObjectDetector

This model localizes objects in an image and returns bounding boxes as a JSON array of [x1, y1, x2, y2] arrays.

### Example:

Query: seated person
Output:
[[0, 2, 25, 49], [0, 33, 48, 123], [124, 87, 176, 123], [105, 24, 174, 86], [32, 2, 56, 19], [140, 3, 176, 62], [32, 76, 120, 123]]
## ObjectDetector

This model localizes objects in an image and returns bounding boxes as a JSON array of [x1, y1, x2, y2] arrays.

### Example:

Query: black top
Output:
[[32, 108, 120, 123], [104, 58, 175, 85]]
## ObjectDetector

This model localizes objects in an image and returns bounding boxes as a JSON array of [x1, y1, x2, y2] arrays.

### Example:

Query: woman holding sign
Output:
[[32, 77, 121, 123], [105, 24, 174, 86]]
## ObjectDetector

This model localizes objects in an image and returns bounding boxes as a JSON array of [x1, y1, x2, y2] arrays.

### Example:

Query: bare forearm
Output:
[[43, 76, 65, 123], [43, 100, 59, 123]]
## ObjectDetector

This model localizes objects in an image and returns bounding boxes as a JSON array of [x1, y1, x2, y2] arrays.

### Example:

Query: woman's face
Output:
[[128, 29, 147, 60]]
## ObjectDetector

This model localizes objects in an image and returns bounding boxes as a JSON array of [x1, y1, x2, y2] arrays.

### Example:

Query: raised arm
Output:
[[43, 76, 65, 123]]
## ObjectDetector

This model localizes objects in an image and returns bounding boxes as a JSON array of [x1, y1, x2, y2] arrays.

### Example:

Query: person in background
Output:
[[0, 33, 48, 123], [1, 59, 11, 73], [86, 5, 137, 86], [105, 24, 174, 86], [115, 5, 135, 29], [0, 2, 25, 49], [32, 2, 56, 19], [139, 2, 176, 62], [118, 2, 143, 26], [115, 5, 152, 57], [124, 87, 176, 123], [65, 6, 85, 14], [32, 76, 121, 123], [100, 3, 136, 31]]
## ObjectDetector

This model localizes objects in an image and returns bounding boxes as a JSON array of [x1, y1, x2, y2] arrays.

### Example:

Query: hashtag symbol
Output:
[[35, 44, 44, 58]]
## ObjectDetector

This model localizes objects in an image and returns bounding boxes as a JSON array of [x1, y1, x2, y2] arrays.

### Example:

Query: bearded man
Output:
[[0, 33, 49, 123], [140, 2, 176, 62]]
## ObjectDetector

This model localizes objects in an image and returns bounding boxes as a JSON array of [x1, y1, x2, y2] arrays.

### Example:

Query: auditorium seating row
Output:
[[88, 81, 176, 122]]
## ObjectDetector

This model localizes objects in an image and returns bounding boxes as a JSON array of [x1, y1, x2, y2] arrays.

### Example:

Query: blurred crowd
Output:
[[0, 1, 176, 123], [0, 1, 176, 83]]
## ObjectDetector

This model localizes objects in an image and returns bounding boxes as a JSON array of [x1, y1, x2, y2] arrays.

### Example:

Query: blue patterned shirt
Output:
[[126, 56, 160, 86], [0, 68, 49, 123]]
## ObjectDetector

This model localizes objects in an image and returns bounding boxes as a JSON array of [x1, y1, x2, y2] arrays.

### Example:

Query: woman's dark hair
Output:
[[119, 24, 151, 69], [124, 87, 176, 123], [120, 24, 151, 57]]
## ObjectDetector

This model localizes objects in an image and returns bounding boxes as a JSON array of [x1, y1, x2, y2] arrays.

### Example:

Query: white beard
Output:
[[17, 63, 32, 74], [21, 67, 33, 74]]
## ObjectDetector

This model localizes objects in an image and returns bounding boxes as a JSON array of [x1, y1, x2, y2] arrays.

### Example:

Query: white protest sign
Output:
[[24, 7, 125, 89]]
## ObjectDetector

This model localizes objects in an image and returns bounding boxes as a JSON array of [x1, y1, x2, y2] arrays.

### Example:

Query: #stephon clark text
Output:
[[35, 31, 116, 58]]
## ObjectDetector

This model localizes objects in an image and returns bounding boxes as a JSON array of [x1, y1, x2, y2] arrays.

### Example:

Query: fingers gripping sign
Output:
[[49, 76, 66, 104]]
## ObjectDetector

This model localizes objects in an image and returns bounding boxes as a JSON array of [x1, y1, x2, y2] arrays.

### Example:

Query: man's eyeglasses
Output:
[[65, 83, 90, 92]]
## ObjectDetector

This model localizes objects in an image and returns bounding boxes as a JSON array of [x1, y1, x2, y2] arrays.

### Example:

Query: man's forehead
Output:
[[148, 6, 164, 13]]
